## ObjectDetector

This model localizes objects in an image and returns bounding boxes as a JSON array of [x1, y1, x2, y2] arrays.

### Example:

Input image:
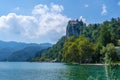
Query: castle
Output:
[[66, 19, 85, 38]]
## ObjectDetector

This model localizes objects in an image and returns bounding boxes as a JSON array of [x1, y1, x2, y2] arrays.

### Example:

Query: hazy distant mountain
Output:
[[7, 46, 47, 61], [0, 40, 52, 61]]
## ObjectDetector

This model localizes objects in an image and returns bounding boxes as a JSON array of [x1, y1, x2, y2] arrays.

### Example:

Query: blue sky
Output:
[[0, 0, 120, 43]]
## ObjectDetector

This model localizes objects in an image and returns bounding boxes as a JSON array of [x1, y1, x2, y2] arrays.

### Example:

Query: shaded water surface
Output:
[[0, 62, 120, 80]]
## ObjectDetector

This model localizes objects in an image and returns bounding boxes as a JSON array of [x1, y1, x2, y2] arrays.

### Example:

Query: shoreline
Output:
[[80, 63, 105, 66], [80, 63, 120, 66], [0, 62, 120, 66]]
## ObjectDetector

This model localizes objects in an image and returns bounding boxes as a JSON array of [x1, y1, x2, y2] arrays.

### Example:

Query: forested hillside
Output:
[[34, 18, 120, 63]]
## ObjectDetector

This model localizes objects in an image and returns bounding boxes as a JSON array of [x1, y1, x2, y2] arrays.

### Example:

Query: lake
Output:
[[0, 62, 120, 80]]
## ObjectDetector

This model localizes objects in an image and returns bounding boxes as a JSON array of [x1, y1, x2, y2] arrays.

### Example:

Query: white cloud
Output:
[[0, 13, 38, 38], [0, 4, 70, 43], [101, 4, 107, 15], [51, 3, 64, 13], [84, 4, 89, 8], [118, 1, 120, 6], [32, 4, 49, 15]]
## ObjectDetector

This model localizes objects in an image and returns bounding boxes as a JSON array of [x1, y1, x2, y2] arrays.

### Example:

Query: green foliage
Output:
[[99, 18, 120, 46], [34, 17, 120, 63], [100, 43, 118, 63], [81, 24, 100, 43], [32, 48, 49, 61], [41, 36, 66, 61], [76, 36, 94, 63], [63, 36, 94, 63], [62, 36, 78, 63], [103, 43, 119, 80], [98, 25, 111, 46]]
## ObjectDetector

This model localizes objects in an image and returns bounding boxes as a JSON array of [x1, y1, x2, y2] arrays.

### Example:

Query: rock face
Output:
[[66, 19, 85, 38]]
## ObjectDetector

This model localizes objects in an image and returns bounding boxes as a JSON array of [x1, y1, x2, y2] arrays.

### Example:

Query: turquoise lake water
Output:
[[0, 62, 120, 80]]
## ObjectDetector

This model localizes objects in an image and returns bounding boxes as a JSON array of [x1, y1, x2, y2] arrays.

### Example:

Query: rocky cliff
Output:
[[66, 19, 86, 38]]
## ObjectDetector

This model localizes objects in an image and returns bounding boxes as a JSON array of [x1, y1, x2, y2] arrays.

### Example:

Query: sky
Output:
[[0, 0, 120, 44]]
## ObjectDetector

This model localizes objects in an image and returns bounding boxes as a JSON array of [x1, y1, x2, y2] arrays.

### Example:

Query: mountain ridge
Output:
[[0, 40, 52, 61]]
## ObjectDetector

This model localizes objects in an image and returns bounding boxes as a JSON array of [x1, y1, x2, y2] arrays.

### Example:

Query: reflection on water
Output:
[[104, 64, 119, 80], [0, 62, 120, 80]]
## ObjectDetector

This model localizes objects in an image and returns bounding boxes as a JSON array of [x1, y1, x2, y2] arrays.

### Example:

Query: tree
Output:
[[98, 25, 112, 47], [63, 36, 94, 63], [76, 36, 94, 63], [42, 36, 66, 61], [63, 42, 80, 63], [100, 43, 118, 63], [62, 36, 78, 63], [102, 43, 119, 80]]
